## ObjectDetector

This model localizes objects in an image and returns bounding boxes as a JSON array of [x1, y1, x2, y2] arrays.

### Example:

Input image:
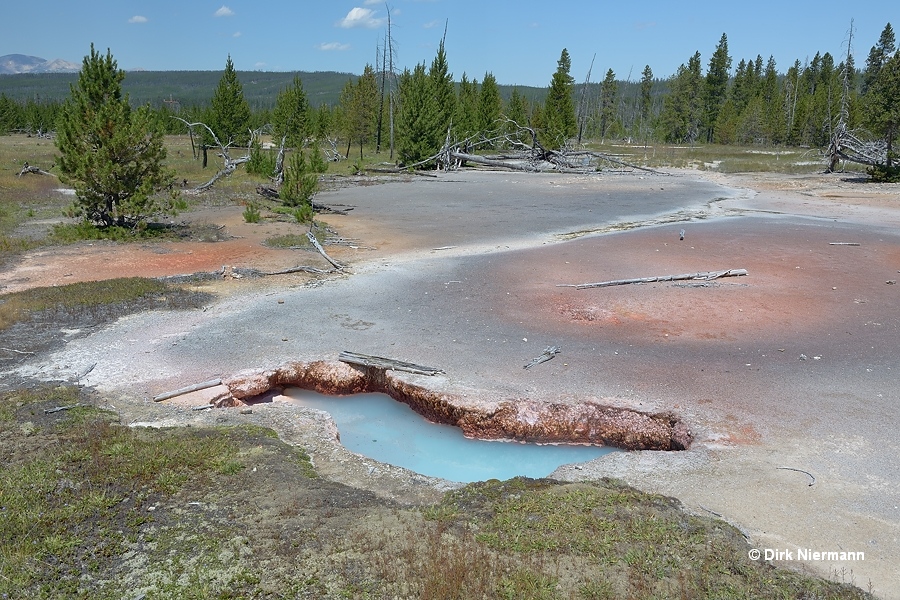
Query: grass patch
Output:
[[0, 388, 247, 598], [0, 389, 873, 599], [0, 277, 205, 331]]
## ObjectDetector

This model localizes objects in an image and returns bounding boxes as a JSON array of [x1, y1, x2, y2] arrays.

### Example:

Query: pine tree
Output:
[[55, 45, 170, 228], [865, 50, 900, 169], [478, 72, 502, 136], [599, 68, 619, 140], [454, 73, 479, 141], [396, 64, 433, 165], [209, 55, 251, 146], [504, 86, 529, 145], [705, 33, 732, 142], [273, 75, 310, 149], [659, 52, 704, 143], [543, 48, 576, 148], [342, 64, 378, 160], [863, 23, 896, 93], [428, 36, 456, 152]]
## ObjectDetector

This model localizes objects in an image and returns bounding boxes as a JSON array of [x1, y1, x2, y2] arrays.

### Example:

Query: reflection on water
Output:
[[284, 388, 617, 483]]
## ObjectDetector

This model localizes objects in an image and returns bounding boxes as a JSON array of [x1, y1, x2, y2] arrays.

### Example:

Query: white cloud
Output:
[[232, 31, 242, 37], [214, 5, 235, 17], [363, 0, 380, 4], [318, 42, 351, 51], [254, 62, 267, 69], [423, 19, 440, 29], [338, 7, 385, 29], [128, 15, 148, 24]]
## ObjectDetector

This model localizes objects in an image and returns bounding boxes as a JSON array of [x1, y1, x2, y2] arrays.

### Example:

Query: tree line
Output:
[[3, 22, 897, 166]]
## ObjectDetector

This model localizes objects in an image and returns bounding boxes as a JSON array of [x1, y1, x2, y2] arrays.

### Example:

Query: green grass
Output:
[[0, 277, 207, 331], [0, 387, 873, 599], [0, 388, 247, 598]]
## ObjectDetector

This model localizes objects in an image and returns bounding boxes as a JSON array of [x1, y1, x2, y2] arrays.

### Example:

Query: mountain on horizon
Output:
[[0, 54, 80, 75]]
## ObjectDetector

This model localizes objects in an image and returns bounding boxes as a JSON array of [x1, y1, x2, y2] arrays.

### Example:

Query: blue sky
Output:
[[4, 1, 893, 86]]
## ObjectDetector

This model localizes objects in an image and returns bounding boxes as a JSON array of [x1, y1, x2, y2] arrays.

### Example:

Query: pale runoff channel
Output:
[[284, 388, 617, 483]]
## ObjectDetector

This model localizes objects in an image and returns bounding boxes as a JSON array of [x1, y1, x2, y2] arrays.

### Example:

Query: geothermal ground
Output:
[[3, 168, 899, 596]]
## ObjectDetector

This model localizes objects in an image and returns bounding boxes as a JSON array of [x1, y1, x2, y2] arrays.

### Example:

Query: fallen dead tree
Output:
[[17, 162, 56, 177], [255, 185, 352, 215], [173, 118, 253, 192], [265, 265, 337, 276], [153, 378, 223, 402], [560, 268, 748, 289], [524, 346, 561, 369], [338, 351, 445, 376]]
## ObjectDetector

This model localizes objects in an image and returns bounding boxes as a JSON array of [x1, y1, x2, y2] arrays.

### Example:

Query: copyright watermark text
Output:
[[748, 548, 865, 561]]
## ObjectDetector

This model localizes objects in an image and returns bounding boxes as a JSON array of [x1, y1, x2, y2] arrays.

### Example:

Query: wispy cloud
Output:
[[128, 15, 148, 24], [423, 20, 440, 29], [254, 62, 267, 69], [634, 21, 656, 31], [232, 31, 242, 37], [318, 42, 351, 51], [363, 0, 380, 4], [338, 7, 385, 29], [214, 5, 234, 17]]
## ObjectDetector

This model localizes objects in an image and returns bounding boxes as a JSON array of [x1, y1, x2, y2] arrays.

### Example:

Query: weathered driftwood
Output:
[[153, 379, 223, 402], [0, 347, 35, 355], [524, 346, 561, 369], [17, 163, 55, 177], [307, 231, 345, 270], [561, 268, 748, 290], [44, 403, 85, 414], [339, 351, 445, 376], [265, 265, 336, 276], [777, 466, 816, 486], [829, 242, 860, 246]]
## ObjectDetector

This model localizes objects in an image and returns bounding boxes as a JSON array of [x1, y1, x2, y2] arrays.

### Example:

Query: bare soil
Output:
[[2, 168, 898, 597]]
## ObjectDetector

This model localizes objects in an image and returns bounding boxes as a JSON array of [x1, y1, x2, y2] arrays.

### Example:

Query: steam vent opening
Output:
[[210, 360, 692, 482]]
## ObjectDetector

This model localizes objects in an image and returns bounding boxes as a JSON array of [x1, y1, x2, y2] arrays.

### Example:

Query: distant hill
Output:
[[0, 54, 80, 75], [0, 68, 548, 110]]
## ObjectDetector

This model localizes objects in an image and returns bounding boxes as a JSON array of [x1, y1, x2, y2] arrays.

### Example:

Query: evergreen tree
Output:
[[863, 23, 896, 93], [599, 68, 619, 140], [55, 44, 170, 228], [454, 73, 479, 141], [659, 51, 704, 143], [640, 66, 654, 123], [504, 86, 529, 145], [342, 64, 379, 160], [705, 33, 732, 142], [638, 65, 654, 141], [209, 55, 251, 146], [478, 72, 502, 136], [542, 48, 576, 148], [273, 75, 310, 149], [428, 37, 456, 151], [396, 64, 433, 164], [865, 50, 900, 168]]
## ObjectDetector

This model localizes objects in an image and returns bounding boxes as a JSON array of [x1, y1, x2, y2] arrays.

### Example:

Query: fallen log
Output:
[[265, 265, 336, 276], [44, 403, 84, 414], [307, 231, 345, 270], [339, 351, 445, 376], [524, 346, 561, 369], [17, 163, 55, 177], [153, 378, 223, 402], [561, 268, 748, 289]]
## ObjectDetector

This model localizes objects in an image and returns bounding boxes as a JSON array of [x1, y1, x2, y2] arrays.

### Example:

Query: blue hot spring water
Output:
[[284, 388, 618, 483]]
